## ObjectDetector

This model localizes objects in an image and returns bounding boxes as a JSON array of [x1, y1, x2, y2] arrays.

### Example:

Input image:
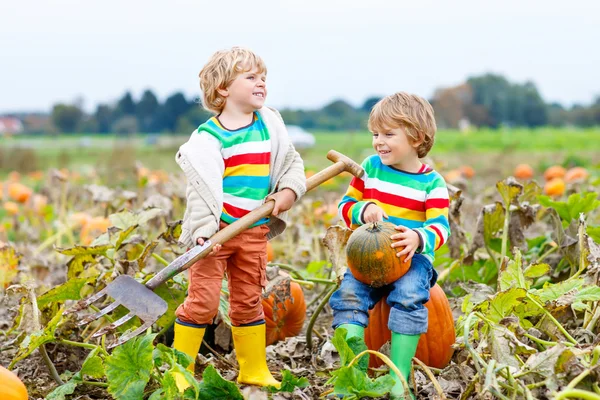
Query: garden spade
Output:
[[66, 150, 363, 348]]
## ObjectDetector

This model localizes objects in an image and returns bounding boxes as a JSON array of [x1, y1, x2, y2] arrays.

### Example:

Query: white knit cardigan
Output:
[[175, 106, 306, 248]]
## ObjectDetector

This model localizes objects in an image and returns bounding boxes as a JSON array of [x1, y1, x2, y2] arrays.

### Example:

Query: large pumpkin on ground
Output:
[[0, 365, 28, 400], [364, 284, 455, 369], [346, 221, 411, 287], [263, 280, 306, 345]]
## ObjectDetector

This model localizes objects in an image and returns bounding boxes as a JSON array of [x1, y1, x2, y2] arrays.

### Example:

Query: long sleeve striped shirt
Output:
[[339, 155, 450, 262], [199, 112, 271, 227]]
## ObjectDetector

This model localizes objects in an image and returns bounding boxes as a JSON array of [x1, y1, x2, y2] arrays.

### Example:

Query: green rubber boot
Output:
[[390, 332, 420, 400], [336, 323, 364, 339]]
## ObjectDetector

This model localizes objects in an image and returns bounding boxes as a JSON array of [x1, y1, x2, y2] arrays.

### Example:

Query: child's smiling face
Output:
[[372, 127, 420, 170], [221, 67, 267, 112]]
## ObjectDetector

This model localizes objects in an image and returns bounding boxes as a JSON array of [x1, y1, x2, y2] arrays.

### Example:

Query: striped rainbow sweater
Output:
[[339, 155, 450, 262], [199, 112, 271, 226]]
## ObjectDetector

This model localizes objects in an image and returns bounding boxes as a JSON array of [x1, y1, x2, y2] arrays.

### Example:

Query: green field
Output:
[[1, 127, 599, 181]]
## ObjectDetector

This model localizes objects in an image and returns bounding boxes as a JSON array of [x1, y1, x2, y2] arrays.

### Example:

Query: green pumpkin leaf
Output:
[[498, 249, 526, 291], [0, 244, 20, 288], [105, 334, 155, 400], [483, 203, 505, 245], [266, 369, 310, 393], [533, 279, 585, 303], [45, 381, 78, 400], [148, 389, 165, 400], [474, 288, 527, 323], [346, 336, 369, 373], [330, 328, 356, 368], [155, 343, 194, 369], [110, 225, 139, 250], [37, 278, 91, 308], [159, 370, 181, 400], [588, 226, 600, 243], [198, 365, 244, 400], [109, 208, 162, 231], [56, 243, 112, 257], [80, 347, 105, 378], [521, 181, 542, 203], [523, 263, 550, 279], [539, 192, 600, 227], [10, 307, 65, 367], [330, 365, 395, 398], [488, 325, 521, 369], [159, 220, 183, 244], [496, 178, 523, 207], [56, 244, 112, 278]]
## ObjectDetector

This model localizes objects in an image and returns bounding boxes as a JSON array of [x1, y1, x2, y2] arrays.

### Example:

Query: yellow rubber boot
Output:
[[231, 323, 281, 388], [172, 321, 206, 392]]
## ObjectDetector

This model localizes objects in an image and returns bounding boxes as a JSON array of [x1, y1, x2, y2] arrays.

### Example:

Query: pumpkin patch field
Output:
[[1, 133, 600, 399]]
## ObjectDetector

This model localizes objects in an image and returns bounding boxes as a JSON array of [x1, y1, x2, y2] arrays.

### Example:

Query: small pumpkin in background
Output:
[[3, 201, 19, 216], [514, 164, 534, 180], [7, 171, 21, 182], [544, 178, 565, 197], [364, 284, 455, 369], [7, 182, 32, 204], [543, 165, 566, 182], [80, 217, 111, 245], [262, 276, 306, 346], [459, 165, 475, 179], [346, 221, 411, 287], [0, 365, 28, 400], [564, 167, 589, 183], [443, 169, 462, 184]]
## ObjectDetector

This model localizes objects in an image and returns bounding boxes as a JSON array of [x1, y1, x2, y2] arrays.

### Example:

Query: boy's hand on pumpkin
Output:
[[197, 237, 221, 256], [363, 203, 388, 223], [267, 188, 296, 216], [390, 226, 420, 261]]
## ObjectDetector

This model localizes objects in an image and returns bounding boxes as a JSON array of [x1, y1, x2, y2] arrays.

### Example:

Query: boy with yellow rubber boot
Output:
[[173, 47, 306, 391], [330, 93, 451, 399]]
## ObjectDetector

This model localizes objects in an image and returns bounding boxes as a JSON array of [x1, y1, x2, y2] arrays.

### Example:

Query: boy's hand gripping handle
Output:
[[144, 150, 364, 289]]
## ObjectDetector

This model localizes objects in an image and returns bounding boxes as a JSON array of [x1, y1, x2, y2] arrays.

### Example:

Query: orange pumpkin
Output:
[[3, 201, 19, 216], [7, 171, 21, 182], [564, 167, 589, 183], [443, 169, 462, 183], [543, 165, 566, 182], [459, 165, 475, 179], [544, 178, 565, 197], [364, 284, 455, 369], [263, 280, 306, 345], [7, 183, 32, 204], [0, 365, 28, 400], [346, 222, 411, 287], [514, 164, 534, 180], [80, 216, 111, 245]]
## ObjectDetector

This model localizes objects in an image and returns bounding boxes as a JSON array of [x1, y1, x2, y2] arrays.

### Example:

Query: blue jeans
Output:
[[330, 254, 437, 335]]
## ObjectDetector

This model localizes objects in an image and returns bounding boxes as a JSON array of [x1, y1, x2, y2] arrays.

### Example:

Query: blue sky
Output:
[[1, 0, 598, 113]]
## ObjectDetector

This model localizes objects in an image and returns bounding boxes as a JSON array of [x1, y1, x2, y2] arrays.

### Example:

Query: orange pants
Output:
[[175, 221, 270, 326]]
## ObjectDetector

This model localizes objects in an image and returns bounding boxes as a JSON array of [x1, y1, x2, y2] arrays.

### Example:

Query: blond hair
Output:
[[199, 47, 267, 113], [368, 92, 437, 158]]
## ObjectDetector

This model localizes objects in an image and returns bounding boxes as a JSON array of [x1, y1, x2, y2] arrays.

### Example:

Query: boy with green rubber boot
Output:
[[331, 93, 451, 399]]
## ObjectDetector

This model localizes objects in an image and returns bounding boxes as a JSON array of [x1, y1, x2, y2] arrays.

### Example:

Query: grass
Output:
[[1, 127, 599, 180]]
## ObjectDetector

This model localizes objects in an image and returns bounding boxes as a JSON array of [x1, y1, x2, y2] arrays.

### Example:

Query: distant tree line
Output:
[[20, 74, 600, 134], [48, 91, 213, 135]]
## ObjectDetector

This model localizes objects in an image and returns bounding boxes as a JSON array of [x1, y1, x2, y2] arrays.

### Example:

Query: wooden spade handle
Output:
[[146, 150, 364, 289]]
